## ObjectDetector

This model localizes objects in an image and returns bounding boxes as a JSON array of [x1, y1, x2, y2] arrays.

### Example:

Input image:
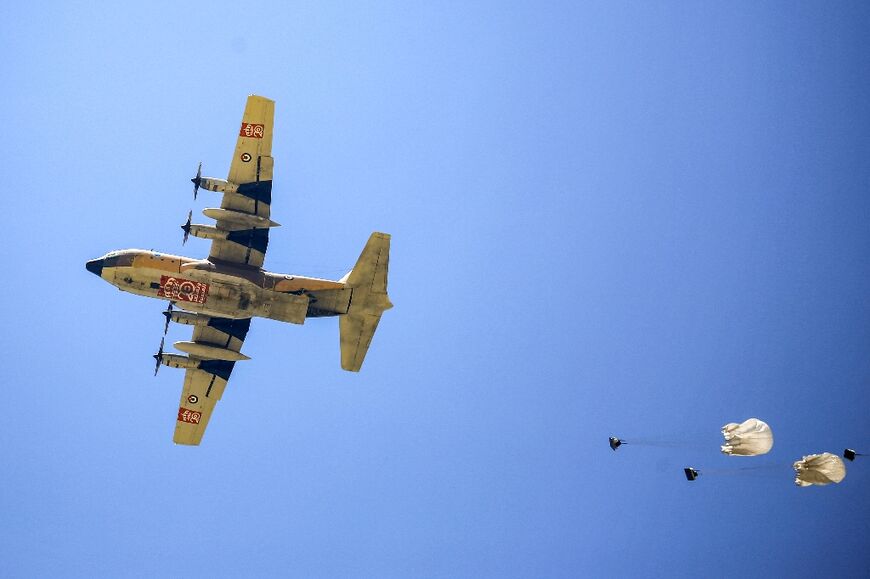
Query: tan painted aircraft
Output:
[[86, 95, 392, 445]]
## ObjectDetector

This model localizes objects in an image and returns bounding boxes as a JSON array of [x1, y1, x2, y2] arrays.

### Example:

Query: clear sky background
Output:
[[1, 2, 868, 577]]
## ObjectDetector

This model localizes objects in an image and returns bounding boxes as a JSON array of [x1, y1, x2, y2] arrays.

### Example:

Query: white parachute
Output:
[[793, 453, 847, 487], [721, 418, 774, 456]]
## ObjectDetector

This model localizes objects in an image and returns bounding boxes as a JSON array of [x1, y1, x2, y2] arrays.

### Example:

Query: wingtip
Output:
[[247, 94, 275, 104]]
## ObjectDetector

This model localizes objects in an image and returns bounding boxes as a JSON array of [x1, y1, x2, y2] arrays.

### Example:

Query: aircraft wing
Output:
[[173, 317, 251, 445], [208, 95, 275, 268]]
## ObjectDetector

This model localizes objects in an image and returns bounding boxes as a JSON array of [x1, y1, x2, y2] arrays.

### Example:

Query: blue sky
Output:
[[2, 2, 868, 577]]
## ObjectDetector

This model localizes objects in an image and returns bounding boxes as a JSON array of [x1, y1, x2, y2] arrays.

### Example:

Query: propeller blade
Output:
[[191, 161, 202, 200], [162, 302, 174, 335], [153, 337, 165, 376], [181, 210, 192, 245]]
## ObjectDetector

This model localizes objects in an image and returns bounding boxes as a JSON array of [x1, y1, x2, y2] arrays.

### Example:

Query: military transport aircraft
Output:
[[86, 95, 392, 445]]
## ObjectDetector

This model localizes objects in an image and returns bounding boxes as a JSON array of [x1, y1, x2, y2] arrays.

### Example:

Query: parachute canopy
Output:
[[721, 418, 774, 456], [793, 453, 846, 487]]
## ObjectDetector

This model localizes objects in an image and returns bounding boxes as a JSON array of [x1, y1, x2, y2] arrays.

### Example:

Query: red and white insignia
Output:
[[177, 407, 202, 424], [240, 123, 265, 139], [158, 275, 209, 304]]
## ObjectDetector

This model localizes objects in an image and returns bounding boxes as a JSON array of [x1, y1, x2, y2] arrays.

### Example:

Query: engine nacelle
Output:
[[158, 353, 200, 370], [188, 224, 230, 242], [169, 311, 212, 327], [198, 177, 239, 194]]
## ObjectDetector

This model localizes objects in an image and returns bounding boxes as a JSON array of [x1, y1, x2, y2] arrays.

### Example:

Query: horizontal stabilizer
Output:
[[340, 232, 392, 372], [340, 312, 382, 372]]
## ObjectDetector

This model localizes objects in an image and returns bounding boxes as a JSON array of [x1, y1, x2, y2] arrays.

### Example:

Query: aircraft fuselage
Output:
[[86, 249, 351, 323]]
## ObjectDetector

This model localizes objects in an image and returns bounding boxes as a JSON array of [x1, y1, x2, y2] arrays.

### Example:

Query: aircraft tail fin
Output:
[[339, 232, 392, 372]]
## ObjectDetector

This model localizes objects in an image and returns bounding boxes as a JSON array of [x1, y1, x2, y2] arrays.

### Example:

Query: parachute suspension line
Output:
[[621, 439, 708, 450], [607, 434, 708, 451], [683, 463, 791, 480], [701, 464, 790, 474]]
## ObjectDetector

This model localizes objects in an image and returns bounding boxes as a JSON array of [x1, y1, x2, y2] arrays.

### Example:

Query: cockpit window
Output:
[[104, 253, 135, 268]]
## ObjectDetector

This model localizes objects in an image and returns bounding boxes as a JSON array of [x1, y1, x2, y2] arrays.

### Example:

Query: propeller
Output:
[[162, 302, 174, 335], [153, 337, 165, 376], [181, 210, 192, 245], [191, 162, 202, 200]]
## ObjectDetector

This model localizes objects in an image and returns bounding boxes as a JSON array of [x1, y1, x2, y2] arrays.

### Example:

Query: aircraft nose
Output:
[[85, 258, 104, 277]]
